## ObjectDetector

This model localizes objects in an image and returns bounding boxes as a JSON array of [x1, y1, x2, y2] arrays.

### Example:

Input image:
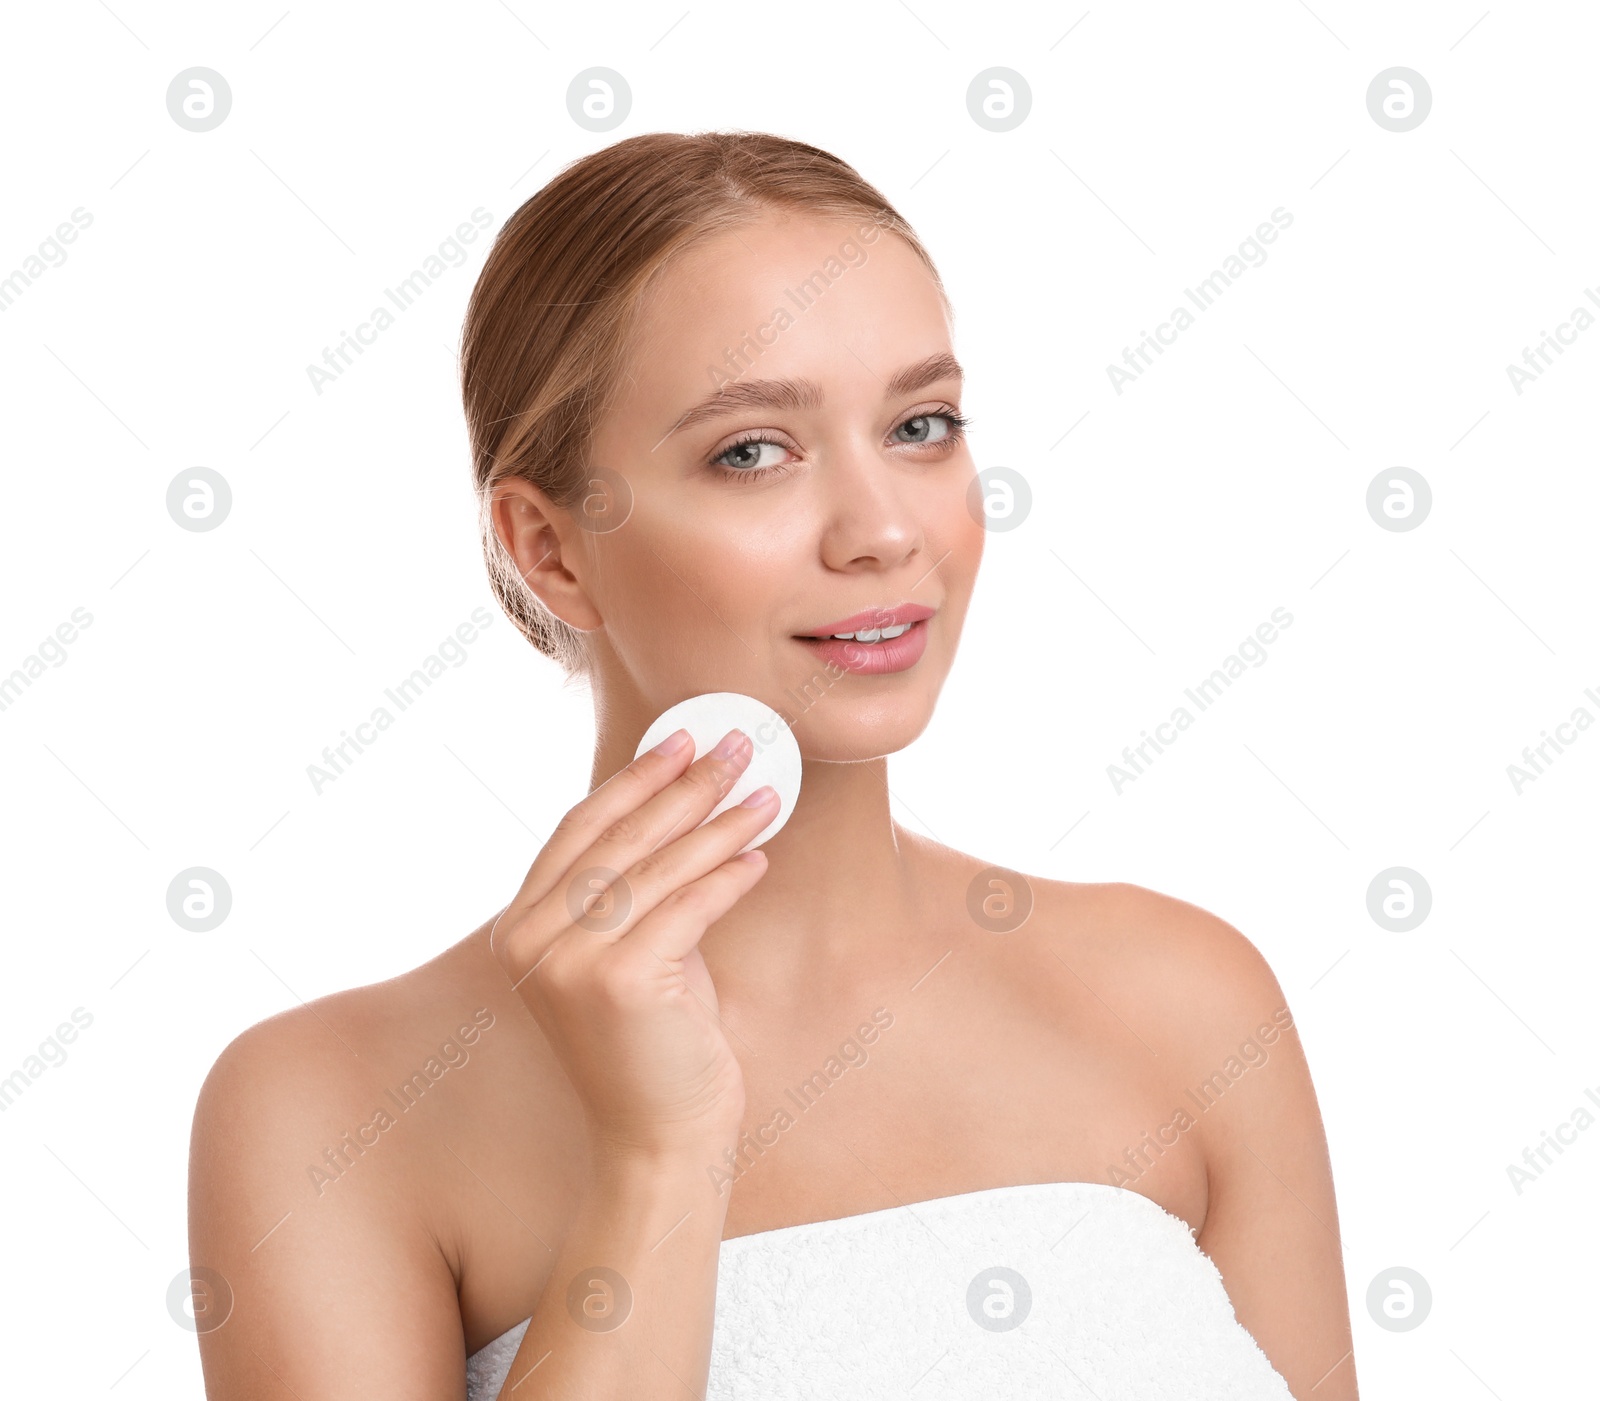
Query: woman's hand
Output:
[[491, 726, 774, 1160]]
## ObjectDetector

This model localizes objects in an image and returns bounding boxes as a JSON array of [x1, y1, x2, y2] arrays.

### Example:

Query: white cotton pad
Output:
[[634, 691, 803, 853]]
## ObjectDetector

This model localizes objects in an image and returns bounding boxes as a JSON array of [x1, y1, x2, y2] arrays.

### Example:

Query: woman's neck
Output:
[[587, 718, 926, 997]]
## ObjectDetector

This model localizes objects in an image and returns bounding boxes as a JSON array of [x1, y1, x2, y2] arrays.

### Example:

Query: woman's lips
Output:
[[793, 618, 931, 675], [799, 603, 935, 637]]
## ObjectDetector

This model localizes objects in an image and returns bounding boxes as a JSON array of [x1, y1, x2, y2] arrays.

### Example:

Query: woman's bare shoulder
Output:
[[1040, 877, 1292, 1046], [184, 927, 518, 1388], [188, 919, 551, 1250], [185, 921, 561, 1390], [195, 925, 502, 1130], [912, 834, 1294, 1062], [1039, 876, 1282, 985]]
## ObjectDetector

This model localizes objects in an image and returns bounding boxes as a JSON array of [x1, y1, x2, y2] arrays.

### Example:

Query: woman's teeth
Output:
[[828, 623, 912, 643]]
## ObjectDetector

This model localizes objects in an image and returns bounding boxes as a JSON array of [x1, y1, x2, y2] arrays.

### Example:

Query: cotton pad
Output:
[[634, 691, 803, 853]]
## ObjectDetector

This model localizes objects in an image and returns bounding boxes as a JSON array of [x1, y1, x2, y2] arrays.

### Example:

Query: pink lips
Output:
[[796, 603, 935, 638], [793, 604, 935, 676]]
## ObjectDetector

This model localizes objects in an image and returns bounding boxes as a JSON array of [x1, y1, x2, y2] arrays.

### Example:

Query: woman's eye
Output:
[[715, 439, 790, 471], [893, 413, 953, 445]]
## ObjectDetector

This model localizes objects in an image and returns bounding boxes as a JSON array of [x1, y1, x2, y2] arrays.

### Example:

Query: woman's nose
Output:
[[816, 447, 923, 572]]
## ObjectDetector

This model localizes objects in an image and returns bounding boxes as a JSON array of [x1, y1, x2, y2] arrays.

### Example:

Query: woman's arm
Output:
[[188, 1015, 471, 1399], [1185, 920, 1359, 1400], [485, 1141, 732, 1399]]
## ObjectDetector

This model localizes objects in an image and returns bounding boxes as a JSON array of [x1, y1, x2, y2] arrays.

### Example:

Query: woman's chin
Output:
[[790, 703, 937, 764]]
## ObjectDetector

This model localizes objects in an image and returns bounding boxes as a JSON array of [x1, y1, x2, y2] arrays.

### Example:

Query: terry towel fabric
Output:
[[466, 1180, 1294, 1400]]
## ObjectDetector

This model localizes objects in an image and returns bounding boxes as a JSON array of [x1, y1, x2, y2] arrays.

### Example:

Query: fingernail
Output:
[[739, 784, 777, 809], [709, 728, 748, 762], [651, 728, 692, 756]]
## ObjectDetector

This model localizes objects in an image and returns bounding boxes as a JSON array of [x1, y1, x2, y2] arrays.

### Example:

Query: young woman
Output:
[[188, 131, 1357, 1400]]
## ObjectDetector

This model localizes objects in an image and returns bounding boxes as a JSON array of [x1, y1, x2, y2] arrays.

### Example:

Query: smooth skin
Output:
[[188, 210, 1358, 1399]]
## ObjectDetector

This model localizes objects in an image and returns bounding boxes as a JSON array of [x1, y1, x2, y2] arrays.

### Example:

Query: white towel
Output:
[[466, 1181, 1293, 1400]]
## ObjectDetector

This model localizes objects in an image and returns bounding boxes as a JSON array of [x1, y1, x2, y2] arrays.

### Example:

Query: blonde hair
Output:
[[458, 130, 942, 677]]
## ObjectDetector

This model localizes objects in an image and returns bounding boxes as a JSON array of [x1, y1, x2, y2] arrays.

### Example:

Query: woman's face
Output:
[[564, 209, 983, 762]]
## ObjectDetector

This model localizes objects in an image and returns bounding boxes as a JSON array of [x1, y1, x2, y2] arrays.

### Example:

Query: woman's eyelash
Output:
[[710, 408, 971, 481]]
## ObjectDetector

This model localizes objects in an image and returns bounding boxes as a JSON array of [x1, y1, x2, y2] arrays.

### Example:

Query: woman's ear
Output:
[[492, 478, 605, 632]]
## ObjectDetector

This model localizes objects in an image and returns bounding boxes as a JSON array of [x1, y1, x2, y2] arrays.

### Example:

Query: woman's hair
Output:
[[459, 130, 943, 678]]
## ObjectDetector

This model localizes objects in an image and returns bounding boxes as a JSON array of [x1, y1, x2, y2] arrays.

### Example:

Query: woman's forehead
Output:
[[619, 214, 954, 422]]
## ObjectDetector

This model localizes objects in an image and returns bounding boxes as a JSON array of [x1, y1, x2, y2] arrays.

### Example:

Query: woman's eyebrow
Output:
[[658, 351, 964, 444], [881, 351, 964, 400]]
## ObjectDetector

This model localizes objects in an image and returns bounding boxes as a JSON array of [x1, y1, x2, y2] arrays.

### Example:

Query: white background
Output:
[[2, 0, 1596, 1395]]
